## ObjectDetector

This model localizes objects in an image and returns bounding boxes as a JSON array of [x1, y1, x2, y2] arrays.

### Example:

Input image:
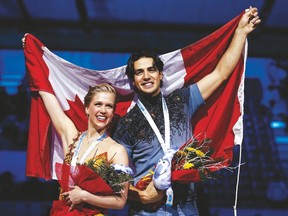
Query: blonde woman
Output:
[[38, 83, 131, 215]]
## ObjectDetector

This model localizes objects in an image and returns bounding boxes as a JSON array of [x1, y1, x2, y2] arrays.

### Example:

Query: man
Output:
[[112, 7, 260, 216]]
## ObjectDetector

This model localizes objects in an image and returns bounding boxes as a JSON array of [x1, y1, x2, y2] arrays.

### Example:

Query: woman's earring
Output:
[[86, 113, 89, 118]]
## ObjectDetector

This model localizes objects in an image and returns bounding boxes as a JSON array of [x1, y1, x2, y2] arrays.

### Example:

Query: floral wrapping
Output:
[[50, 153, 133, 216]]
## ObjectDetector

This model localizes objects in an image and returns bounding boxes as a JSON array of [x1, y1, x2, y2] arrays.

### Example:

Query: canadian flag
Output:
[[25, 13, 246, 180]]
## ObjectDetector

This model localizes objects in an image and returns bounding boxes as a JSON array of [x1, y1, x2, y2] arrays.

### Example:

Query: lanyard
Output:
[[71, 131, 108, 166], [137, 94, 170, 154]]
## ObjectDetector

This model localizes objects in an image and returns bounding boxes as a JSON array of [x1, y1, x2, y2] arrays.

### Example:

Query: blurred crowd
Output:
[[0, 77, 30, 150]]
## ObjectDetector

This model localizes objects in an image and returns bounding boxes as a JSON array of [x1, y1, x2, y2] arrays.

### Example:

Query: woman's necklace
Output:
[[71, 131, 107, 166]]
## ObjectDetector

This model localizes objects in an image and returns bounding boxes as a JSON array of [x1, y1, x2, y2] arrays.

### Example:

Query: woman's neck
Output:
[[86, 128, 106, 141]]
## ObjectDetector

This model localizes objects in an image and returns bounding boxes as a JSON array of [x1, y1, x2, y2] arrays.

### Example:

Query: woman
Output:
[[39, 83, 131, 215]]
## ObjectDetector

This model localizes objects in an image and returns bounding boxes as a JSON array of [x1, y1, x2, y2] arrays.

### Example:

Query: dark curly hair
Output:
[[125, 50, 164, 80]]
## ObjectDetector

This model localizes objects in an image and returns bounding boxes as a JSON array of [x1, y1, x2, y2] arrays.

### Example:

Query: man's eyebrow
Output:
[[148, 65, 157, 70]]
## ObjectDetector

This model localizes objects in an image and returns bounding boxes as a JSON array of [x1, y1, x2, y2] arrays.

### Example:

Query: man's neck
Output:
[[138, 92, 162, 106]]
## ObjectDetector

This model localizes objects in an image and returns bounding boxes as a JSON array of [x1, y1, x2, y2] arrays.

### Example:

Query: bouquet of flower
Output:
[[85, 153, 133, 193], [50, 153, 133, 216], [171, 137, 226, 184], [137, 136, 227, 191]]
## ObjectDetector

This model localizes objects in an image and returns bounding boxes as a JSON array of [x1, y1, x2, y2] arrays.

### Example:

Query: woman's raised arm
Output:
[[39, 91, 78, 154]]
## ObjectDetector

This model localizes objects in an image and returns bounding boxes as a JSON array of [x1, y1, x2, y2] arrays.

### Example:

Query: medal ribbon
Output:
[[71, 131, 108, 166], [137, 94, 170, 154]]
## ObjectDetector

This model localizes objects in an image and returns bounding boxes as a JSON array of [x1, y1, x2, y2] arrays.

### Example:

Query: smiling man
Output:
[[132, 57, 163, 97], [112, 7, 261, 216], [113, 50, 203, 216]]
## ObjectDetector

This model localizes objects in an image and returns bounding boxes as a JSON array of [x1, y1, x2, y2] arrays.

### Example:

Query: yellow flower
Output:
[[142, 170, 154, 181], [176, 150, 187, 157], [92, 158, 104, 167], [186, 147, 205, 157], [87, 156, 108, 171], [183, 162, 194, 169], [195, 150, 205, 157], [186, 147, 196, 152]]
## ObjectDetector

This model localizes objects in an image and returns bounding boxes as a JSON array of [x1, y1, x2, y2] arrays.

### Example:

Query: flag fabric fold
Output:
[[25, 12, 245, 180]]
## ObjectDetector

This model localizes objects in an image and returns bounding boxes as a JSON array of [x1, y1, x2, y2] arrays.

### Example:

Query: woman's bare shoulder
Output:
[[105, 137, 128, 164]]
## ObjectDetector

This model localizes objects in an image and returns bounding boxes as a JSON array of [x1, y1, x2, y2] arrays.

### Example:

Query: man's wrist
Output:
[[128, 186, 142, 202], [138, 190, 149, 204]]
